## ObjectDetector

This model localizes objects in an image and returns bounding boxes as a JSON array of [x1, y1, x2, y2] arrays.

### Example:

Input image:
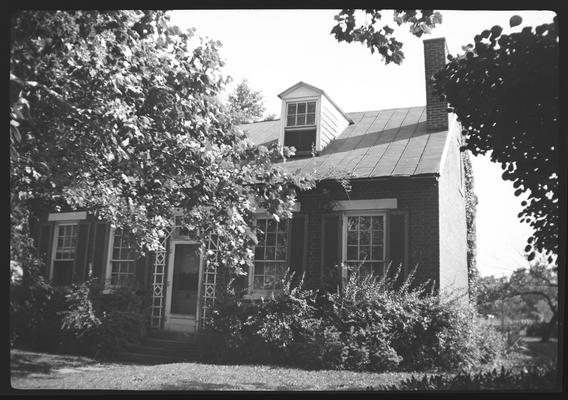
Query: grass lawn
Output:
[[10, 337, 557, 391]]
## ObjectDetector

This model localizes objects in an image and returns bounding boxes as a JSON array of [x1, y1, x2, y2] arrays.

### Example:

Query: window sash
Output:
[[286, 101, 316, 127], [54, 224, 78, 261], [251, 218, 289, 292], [108, 228, 136, 286]]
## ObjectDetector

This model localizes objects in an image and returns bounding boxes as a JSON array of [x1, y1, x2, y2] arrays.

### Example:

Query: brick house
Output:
[[34, 37, 468, 336]]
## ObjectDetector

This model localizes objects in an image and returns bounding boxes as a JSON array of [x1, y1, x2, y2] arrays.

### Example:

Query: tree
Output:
[[10, 10, 315, 286], [505, 260, 558, 342], [331, 9, 442, 65], [227, 79, 266, 124], [433, 16, 559, 262]]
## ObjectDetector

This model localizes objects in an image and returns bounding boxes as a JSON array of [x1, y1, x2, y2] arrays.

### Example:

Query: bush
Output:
[[526, 321, 557, 338], [207, 264, 506, 372], [371, 365, 559, 391], [58, 279, 151, 358]]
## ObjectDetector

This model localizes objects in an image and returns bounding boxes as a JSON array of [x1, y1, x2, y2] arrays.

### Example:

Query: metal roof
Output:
[[239, 106, 449, 180]]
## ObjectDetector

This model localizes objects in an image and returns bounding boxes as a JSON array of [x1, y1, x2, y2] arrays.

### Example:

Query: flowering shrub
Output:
[[207, 265, 505, 372]]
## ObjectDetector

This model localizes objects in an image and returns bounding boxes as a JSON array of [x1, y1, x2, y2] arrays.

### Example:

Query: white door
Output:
[[164, 241, 202, 332]]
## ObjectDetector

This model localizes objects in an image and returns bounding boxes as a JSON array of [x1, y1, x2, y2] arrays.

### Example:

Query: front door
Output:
[[164, 241, 201, 332]]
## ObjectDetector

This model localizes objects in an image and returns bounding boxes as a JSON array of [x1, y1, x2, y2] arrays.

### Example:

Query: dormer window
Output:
[[284, 101, 317, 155], [278, 82, 352, 154]]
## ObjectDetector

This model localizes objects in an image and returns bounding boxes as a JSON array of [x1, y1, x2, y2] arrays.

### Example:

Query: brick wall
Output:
[[423, 37, 449, 132], [438, 123, 469, 299], [297, 176, 440, 289]]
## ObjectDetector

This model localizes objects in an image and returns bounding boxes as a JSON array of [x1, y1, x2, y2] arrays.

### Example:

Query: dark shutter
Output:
[[135, 253, 148, 287], [289, 215, 306, 284], [37, 222, 54, 276], [388, 212, 408, 285], [322, 215, 341, 289], [91, 222, 109, 280], [74, 221, 91, 282]]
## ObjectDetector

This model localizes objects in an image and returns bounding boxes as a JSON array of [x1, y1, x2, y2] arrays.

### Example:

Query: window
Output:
[[109, 228, 137, 286], [251, 218, 289, 293], [284, 128, 316, 153], [345, 215, 385, 275], [286, 101, 316, 127], [52, 224, 78, 285]]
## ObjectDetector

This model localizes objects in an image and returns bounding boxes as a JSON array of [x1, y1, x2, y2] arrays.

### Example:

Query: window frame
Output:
[[105, 227, 138, 288], [50, 222, 80, 284], [245, 214, 291, 299], [341, 210, 388, 276], [282, 97, 321, 154], [285, 100, 317, 128]]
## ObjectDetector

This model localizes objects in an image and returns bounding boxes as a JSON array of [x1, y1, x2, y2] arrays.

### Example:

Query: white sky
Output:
[[169, 9, 556, 277]]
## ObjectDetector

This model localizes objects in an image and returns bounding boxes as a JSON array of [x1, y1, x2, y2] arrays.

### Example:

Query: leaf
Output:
[[509, 15, 523, 28]]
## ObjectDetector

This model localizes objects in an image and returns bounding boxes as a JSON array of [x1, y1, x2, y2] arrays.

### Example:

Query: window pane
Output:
[[265, 246, 275, 260], [306, 113, 315, 125], [266, 233, 276, 245], [287, 103, 297, 116], [267, 219, 276, 232], [255, 262, 264, 276], [297, 103, 306, 113], [307, 102, 316, 113], [277, 232, 287, 246], [255, 246, 264, 260], [347, 217, 358, 231], [371, 216, 383, 230], [296, 114, 306, 126], [371, 231, 382, 245], [347, 231, 358, 245], [275, 246, 286, 260], [264, 275, 275, 290], [371, 246, 383, 260], [359, 246, 370, 260], [254, 276, 264, 289], [360, 231, 370, 245], [265, 264, 275, 275], [359, 217, 371, 230], [287, 116, 295, 126], [347, 245, 358, 260]]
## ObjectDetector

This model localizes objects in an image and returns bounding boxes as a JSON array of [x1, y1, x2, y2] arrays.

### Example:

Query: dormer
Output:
[[278, 82, 352, 155]]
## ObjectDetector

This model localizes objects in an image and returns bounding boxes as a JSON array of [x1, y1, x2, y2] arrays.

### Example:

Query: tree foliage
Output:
[[433, 16, 559, 261], [10, 10, 314, 280], [331, 9, 442, 65], [227, 79, 266, 124]]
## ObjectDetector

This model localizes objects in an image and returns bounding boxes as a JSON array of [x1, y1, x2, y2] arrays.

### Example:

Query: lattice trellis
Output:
[[150, 229, 173, 329], [199, 235, 219, 330]]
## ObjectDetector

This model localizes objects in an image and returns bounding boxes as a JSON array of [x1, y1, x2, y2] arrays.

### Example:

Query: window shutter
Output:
[[37, 222, 54, 276], [289, 215, 306, 285], [388, 211, 408, 284], [322, 214, 341, 288], [91, 222, 110, 280], [74, 221, 91, 282], [135, 252, 148, 287]]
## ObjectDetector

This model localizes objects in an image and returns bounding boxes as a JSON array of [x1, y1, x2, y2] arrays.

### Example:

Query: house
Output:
[[34, 37, 468, 336]]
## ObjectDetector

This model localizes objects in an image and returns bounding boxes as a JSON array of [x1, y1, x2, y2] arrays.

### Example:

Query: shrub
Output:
[[371, 365, 559, 391], [58, 279, 151, 358], [207, 264, 506, 372]]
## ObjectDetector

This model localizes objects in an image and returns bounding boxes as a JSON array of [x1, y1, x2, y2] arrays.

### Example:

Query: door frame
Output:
[[163, 238, 204, 331]]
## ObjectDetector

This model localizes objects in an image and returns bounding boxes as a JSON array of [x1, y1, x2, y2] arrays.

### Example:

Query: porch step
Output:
[[115, 331, 204, 364]]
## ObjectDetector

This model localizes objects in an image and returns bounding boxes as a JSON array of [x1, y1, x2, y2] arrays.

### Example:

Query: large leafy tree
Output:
[[331, 9, 442, 65], [227, 79, 266, 124], [10, 10, 314, 283], [433, 16, 559, 262]]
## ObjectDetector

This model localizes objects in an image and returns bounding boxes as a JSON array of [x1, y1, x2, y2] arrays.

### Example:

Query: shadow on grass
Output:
[[10, 349, 132, 378]]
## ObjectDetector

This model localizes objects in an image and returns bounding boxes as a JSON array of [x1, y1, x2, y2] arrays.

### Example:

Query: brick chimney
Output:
[[423, 37, 449, 131]]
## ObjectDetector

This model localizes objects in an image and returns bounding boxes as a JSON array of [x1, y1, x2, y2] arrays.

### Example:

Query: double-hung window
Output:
[[344, 214, 386, 276], [108, 228, 137, 287], [251, 218, 289, 294], [52, 224, 78, 285], [284, 101, 317, 154]]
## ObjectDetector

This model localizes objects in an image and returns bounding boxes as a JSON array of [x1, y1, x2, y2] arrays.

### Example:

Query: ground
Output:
[[10, 338, 557, 391]]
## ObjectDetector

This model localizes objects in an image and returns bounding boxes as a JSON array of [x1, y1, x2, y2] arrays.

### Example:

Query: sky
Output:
[[168, 9, 556, 277]]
